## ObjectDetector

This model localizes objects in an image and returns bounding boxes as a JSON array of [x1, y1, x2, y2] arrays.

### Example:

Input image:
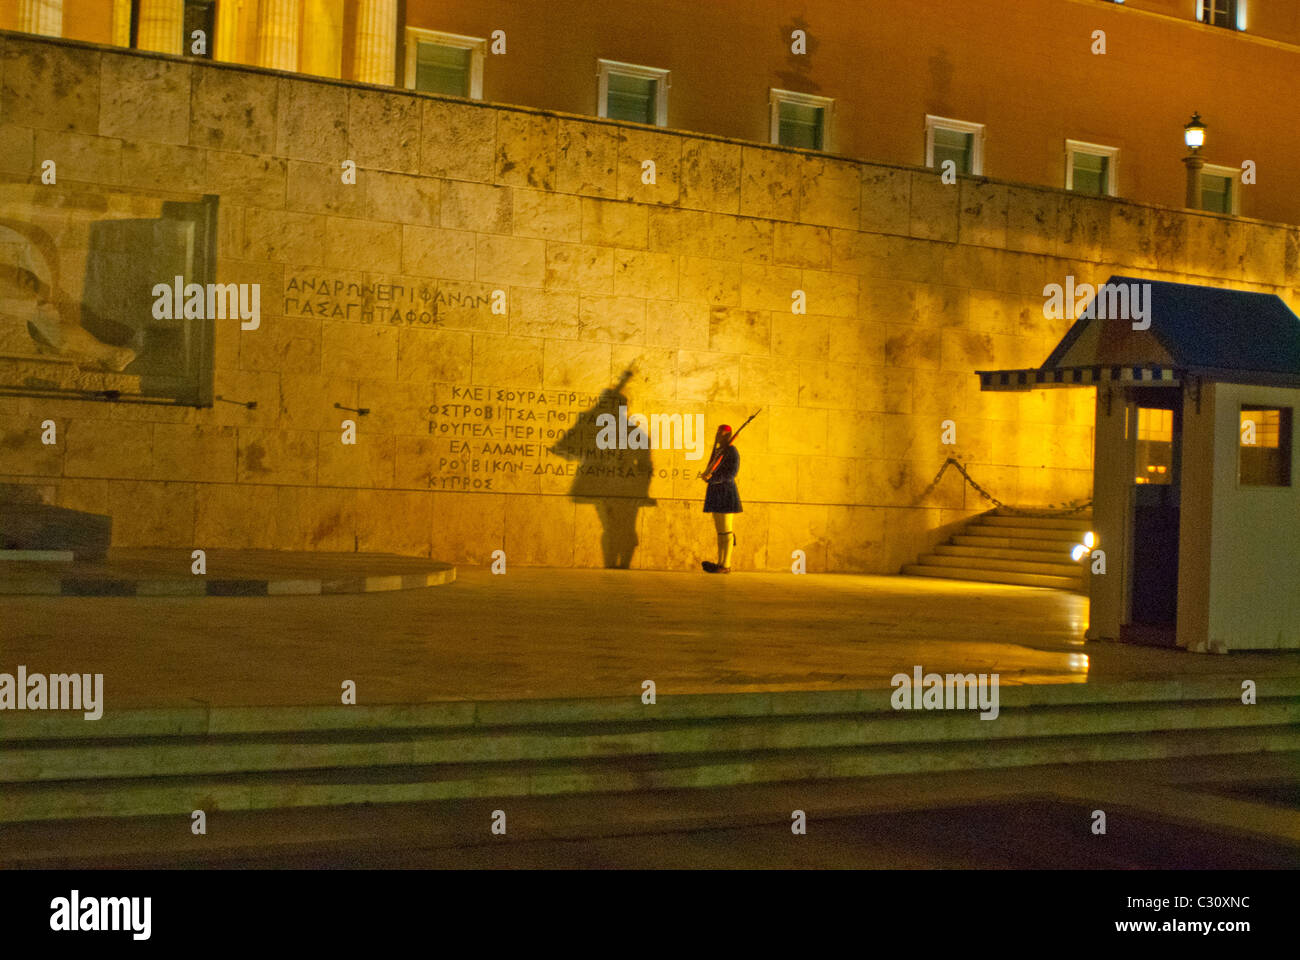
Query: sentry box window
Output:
[[1240, 406, 1292, 486]]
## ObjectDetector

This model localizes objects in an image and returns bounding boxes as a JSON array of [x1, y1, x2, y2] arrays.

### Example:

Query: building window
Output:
[[597, 60, 669, 126], [182, 0, 215, 58], [925, 115, 984, 176], [770, 90, 834, 151], [1065, 140, 1119, 196], [404, 29, 485, 98], [1239, 406, 1292, 486], [1198, 0, 1245, 30], [1135, 407, 1174, 484], [1199, 163, 1239, 214]]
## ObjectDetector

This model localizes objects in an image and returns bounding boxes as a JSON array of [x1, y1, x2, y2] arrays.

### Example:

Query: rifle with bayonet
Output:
[[699, 409, 761, 481]]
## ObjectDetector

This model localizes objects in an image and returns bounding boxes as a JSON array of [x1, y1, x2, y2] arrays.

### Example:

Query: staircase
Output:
[[0, 680, 1296, 839], [902, 508, 1093, 591]]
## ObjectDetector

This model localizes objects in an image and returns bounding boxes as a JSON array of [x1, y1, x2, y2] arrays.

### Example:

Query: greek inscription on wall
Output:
[[423, 386, 690, 492], [282, 271, 493, 326]]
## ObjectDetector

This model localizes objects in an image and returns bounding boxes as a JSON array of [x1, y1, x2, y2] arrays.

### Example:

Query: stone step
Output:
[[903, 507, 1095, 592], [964, 523, 1089, 542], [980, 514, 1094, 532], [915, 553, 1083, 579], [11, 678, 1299, 742], [6, 751, 1298, 869], [934, 544, 1085, 565], [901, 563, 1080, 589], [993, 507, 1092, 521], [6, 698, 1293, 784], [3, 724, 1296, 823], [952, 534, 1079, 553]]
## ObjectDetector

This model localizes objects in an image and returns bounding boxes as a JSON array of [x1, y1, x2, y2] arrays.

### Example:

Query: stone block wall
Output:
[[2, 33, 1298, 572]]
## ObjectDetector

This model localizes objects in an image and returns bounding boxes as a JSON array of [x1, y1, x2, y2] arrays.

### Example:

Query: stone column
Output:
[[214, 0, 240, 62], [18, 0, 63, 36], [300, 0, 344, 78], [109, 0, 132, 47], [353, 0, 397, 85], [136, 0, 184, 55], [257, 0, 302, 72]]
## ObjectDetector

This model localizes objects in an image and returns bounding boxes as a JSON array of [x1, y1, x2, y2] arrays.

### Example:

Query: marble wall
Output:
[[2, 33, 1298, 572]]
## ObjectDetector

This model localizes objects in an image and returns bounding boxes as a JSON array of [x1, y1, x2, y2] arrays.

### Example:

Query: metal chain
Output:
[[917, 457, 1093, 517]]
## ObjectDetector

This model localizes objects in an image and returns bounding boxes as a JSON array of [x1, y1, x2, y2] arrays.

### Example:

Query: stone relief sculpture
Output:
[[0, 187, 216, 404], [0, 219, 136, 371]]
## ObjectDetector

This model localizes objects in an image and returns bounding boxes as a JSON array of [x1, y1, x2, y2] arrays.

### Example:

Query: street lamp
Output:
[[1182, 111, 1206, 209]]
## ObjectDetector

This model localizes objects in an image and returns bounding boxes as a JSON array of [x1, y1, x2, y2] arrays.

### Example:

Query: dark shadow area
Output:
[[549, 368, 655, 568], [0, 493, 111, 560], [1192, 779, 1300, 811], [121, 798, 1300, 869]]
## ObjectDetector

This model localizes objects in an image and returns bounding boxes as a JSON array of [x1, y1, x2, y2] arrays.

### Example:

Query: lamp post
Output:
[[1182, 112, 1206, 209]]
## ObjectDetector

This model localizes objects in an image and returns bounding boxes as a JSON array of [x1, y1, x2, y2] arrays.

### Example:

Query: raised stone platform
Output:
[[5, 567, 1299, 708], [0, 548, 456, 596]]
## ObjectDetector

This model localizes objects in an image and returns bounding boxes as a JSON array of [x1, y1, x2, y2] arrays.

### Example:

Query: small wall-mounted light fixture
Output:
[[215, 395, 258, 410], [334, 402, 370, 416]]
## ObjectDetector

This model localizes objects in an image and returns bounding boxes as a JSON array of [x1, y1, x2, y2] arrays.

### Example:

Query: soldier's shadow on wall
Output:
[[550, 370, 655, 568]]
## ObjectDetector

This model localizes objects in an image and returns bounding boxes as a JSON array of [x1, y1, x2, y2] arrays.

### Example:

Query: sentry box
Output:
[[979, 276, 1300, 652]]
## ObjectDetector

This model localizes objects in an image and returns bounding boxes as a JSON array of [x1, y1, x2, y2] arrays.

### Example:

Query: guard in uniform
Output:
[[701, 424, 741, 573]]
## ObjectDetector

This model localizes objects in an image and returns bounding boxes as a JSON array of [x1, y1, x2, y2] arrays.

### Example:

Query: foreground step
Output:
[[4, 699, 1294, 784], [2, 680, 1298, 823], [5, 677, 1297, 742], [4, 751, 1294, 868], [3, 724, 1297, 823]]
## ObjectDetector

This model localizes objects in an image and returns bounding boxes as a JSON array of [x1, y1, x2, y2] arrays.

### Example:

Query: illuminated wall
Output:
[[4, 0, 1300, 223], [1, 31, 1297, 572]]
